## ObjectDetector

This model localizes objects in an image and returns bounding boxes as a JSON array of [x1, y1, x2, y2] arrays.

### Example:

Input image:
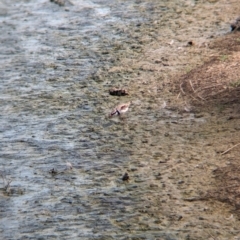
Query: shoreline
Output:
[[1, 1, 240, 239]]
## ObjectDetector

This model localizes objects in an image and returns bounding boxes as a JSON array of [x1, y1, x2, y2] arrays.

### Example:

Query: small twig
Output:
[[189, 80, 205, 100], [221, 143, 240, 155], [225, 214, 234, 220], [4, 179, 12, 191], [177, 92, 181, 99], [189, 94, 202, 103], [188, 91, 205, 102], [189, 80, 196, 93], [180, 82, 185, 95], [202, 84, 223, 90], [207, 89, 227, 98], [195, 83, 222, 93], [196, 93, 205, 101]]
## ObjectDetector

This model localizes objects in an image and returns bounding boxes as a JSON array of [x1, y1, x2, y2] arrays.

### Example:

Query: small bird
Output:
[[66, 162, 73, 170], [110, 102, 131, 117]]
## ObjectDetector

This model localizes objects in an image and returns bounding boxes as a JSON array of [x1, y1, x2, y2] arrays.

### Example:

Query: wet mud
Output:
[[1, 0, 240, 239]]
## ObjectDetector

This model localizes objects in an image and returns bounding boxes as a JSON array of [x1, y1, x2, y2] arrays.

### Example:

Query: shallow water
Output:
[[0, 0, 238, 239]]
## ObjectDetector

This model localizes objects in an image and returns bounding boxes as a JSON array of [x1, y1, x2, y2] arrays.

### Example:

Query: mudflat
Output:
[[1, 0, 240, 239]]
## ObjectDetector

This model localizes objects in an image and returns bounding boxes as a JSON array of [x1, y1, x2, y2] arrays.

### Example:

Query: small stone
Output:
[[122, 172, 129, 181], [231, 17, 240, 31], [49, 168, 58, 175], [109, 88, 129, 96], [187, 40, 194, 46], [178, 180, 184, 184]]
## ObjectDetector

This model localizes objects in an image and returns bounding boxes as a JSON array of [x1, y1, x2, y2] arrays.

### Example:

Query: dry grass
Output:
[[177, 31, 240, 107]]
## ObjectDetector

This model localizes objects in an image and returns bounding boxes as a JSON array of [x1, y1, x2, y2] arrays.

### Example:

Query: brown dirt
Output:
[[109, 7, 240, 234], [105, 6, 240, 236], [105, 23, 240, 238]]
